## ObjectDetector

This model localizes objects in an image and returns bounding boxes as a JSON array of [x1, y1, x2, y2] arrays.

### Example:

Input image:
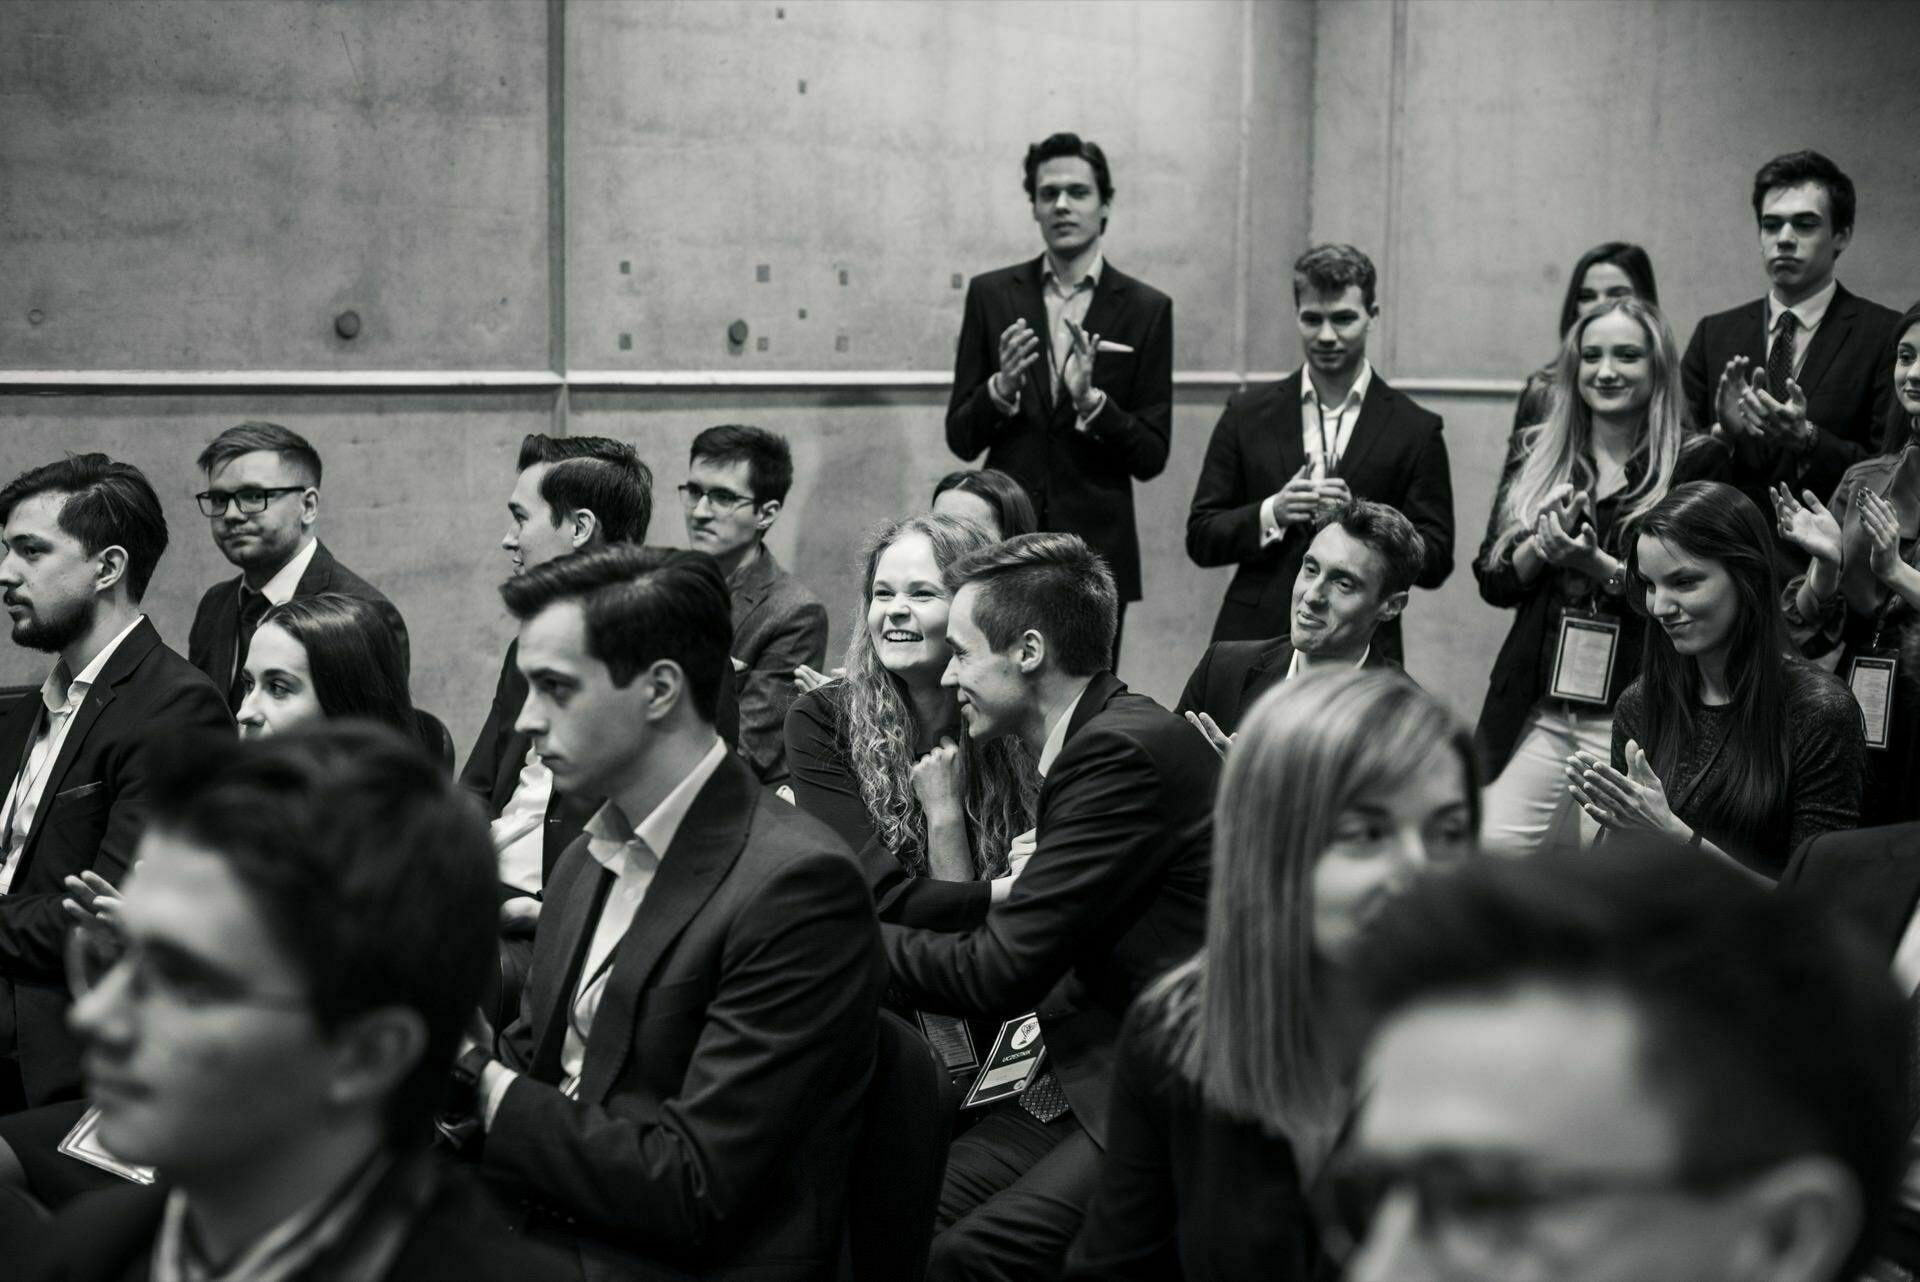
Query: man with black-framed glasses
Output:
[[187, 422, 407, 711]]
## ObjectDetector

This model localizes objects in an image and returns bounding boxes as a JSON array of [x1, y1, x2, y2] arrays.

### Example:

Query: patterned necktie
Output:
[[1767, 311, 1800, 397], [228, 589, 272, 710], [1018, 1070, 1070, 1124]]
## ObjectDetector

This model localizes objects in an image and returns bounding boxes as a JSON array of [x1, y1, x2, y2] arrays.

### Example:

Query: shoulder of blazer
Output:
[[1226, 373, 1302, 417], [975, 257, 1043, 294], [1698, 297, 1767, 335], [1100, 262, 1169, 310], [1366, 375, 1443, 433]]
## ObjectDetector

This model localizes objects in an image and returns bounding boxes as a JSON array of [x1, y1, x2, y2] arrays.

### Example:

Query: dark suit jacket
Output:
[[882, 673, 1216, 1148], [187, 538, 409, 691], [1778, 822, 1920, 957], [0, 619, 230, 1105], [946, 257, 1175, 603], [484, 753, 885, 1281], [729, 546, 828, 786], [1186, 372, 1454, 660], [1176, 637, 1402, 737], [1681, 283, 1903, 524]]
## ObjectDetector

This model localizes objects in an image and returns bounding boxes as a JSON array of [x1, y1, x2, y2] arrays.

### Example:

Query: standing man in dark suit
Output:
[[883, 534, 1217, 1281], [447, 546, 884, 1280], [681, 425, 828, 787], [1187, 244, 1454, 661], [187, 422, 407, 710], [0, 455, 230, 1112], [946, 132, 1174, 663], [1681, 150, 1903, 562], [1177, 499, 1418, 746]]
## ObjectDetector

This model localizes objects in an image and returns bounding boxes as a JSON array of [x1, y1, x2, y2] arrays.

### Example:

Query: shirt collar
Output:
[[155, 1150, 393, 1282], [247, 536, 319, 608], [1300, 360, 1374, 411], [1042, 251, 1104, 295], [584, 736, 729, 871], [1767, 279, 1838, 335], [1036, 680, 1094, 778], [1287, 645, 1370, 679], [41, 613, 146, 716]]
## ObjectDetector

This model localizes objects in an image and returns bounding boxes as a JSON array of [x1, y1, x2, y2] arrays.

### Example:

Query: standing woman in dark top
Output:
[[1511, 242, 1659, 433], [785, 513, 1038, 928], [1569, 481, 1865, 880], [1476, 298, 1725, 856], [1774, 303, 1920, 823], [1066, 669, 1478, 1282]]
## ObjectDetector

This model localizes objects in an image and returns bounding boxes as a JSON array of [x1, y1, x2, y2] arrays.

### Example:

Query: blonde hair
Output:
[[1146, 670, 1478, 1164]]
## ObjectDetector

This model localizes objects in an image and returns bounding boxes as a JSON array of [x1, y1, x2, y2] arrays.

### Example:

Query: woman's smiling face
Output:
[[867, 533, 953, 682]]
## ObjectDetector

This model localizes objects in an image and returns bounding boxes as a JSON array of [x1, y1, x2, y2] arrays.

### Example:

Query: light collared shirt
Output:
[[1285, 645, 1371, 680], [0, 613, 146, 893], [987, 252, 1108, 431], [489, 743, 552, 896], [225, 536, 317, 689], [483, 736, 729, 1125], [1259, 361, 1375, 546], [1036, 682, 1092, 779], [1764, 278, 1838, 381], [152, 1152, 393, 1282]]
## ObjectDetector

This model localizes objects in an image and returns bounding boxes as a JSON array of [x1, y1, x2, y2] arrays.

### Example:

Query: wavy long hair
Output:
[[256, 593, 417, 738], [1881, 303, 1920, 452], [1627, 482, 1792, 853], [1144, 670, 1479, 1167], [839, 514, 1038, 877], [1495, 298, 1691, 559]]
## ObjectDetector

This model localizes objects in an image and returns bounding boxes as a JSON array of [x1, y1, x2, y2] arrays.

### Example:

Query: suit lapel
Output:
[[205, 578, 243, 695], [1260, 375, 1306, 496], [1795, 285, 1854, 396], [529, 840, 612, 1081], [1079, 267, 1131, 375], [1742, 298, 1772, 370], [1012, 258, 1054, 424], [1241, 639, 1293, 714], [1334, 377, 1394, 480], [729, 547, 778, 637], [295, 540, 338, 596]]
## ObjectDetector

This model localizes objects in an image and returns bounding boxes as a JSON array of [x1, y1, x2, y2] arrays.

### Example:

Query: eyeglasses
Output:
[[194, 486, 307, 517], [66, 917, 310, 1013], [676, 482, 757, 514]]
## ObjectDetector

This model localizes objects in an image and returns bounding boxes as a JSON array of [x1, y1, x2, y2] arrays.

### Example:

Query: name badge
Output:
[[58, 1104, 156, 1185], [1849, 655, 1898, 751], [915, 1011, 979, 1074], [961, 1013, 1046, 1110], [1550, 613, 1621, 706]]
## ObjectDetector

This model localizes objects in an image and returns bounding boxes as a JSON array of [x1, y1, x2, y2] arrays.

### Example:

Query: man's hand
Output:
[[62, 870, 124, 927], [993, 319, 1041, 402], [1271, 463, 1320, 527], [1740, 371, 1813, 449], [499, 896, 542, 936], [1184, 710, 1237, 759], [1314, 476, 1352, 517], [1714, 356, 1758, 440], [1062, 319, 1101, 414]]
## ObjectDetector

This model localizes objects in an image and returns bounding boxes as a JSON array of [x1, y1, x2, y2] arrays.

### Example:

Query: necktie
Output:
[[228, 589, 272, 710], [1018, 1069, 1070, 1124], [1767, 311, 1800, 398]]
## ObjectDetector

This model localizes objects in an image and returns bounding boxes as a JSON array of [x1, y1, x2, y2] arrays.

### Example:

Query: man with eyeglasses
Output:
[[187, 422, 407, 711], [28, 723, 562, 1279], [1335, 838, 1904, 1282], [680, 424, 826, 787]]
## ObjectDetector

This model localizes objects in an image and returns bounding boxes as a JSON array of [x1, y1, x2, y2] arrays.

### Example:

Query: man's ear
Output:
[[298, 486, 319, 530], [94, 545, 129, 596], [326, 1006, 426, 1113], [642, 659, 687, 723], [1375, 589, 1409, 625], [1723, 1155, 1860, 1282], [755, 499, 781, 536], [1832, 224, 1852, 258], [570, 508, 600, 551], [1015, 628, 1048, 675]]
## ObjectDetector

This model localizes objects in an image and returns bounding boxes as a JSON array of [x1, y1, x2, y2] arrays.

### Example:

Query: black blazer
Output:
[[1186, 372, 1454, 659], [1680, 283, 1903, 522], [484, 753, 886, 1281], [881, 673, 1216, 1148], [1175, 637, 1402, 737], [1778, 822, 1920, 957], [946, 257, 1175, 603], [0, 619, 230, 1105], [186, 539, 409, 691]]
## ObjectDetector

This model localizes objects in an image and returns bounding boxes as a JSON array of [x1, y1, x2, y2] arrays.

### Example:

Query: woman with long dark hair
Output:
[[931, 467, 1039, 539], [1066, 670, 1479, 1281], [1569, 481, 1865, 879], [1511, 242, 1659, 432]]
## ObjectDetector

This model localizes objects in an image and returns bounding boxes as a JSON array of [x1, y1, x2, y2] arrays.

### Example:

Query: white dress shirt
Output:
[[1036, 682, 1092, 779], [489, 744, 552, 896], [1260, 361, 1375, 546], [0, 614, 146, 893], [988, 252, 1108, 431], [1285, 645, 1371, 680], [1764, 278, 1837, 381]]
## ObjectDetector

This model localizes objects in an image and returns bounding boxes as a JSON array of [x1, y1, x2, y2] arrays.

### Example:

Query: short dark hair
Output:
[[944, 532, 1117, 677], [257, 594, 415, 738], [1312, 499, 1425, 597], [689, 425, 794, 505], [1021, 132, 1115, 205], [0, 454, 169, 601], [195, 422, 322, 488], [1751, 149, 1857, 237], [1292, 244, 1379, 311], [515, 434, 653, 544], [932, 468, 1039, 538], [499, 545, 729, 722], [1359, 838, 1906, 1274], [1557, 242, 1660, 338], [146, 723, 498, 1148]]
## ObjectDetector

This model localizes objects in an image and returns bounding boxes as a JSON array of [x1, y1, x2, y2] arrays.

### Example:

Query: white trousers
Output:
[[1482, 704, 1614, 858]]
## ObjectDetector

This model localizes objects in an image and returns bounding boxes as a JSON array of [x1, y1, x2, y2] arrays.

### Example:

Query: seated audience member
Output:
[[1682, 150, 1903, 568], [1476, 299, 1727, 857], [188, 422, 407, 710], [1341, 840, 1905, 1282], [1511, 242, 1659, 432], [682, 425, 828, 786], [1178, 499, 1421, 753], [1187, 243, 1454, 663], [28, 724, 562, 1281], [448, 547, 884, 1277], [882, 533, 1218, 1281], [0, 456, 230, 1113], [1568, 481, 1865, 880], [786, 514, 1038, 928], [1776, 302, 1920, 823], [932, 467, 1040, 539], [1066, 670, 1479, 1281]]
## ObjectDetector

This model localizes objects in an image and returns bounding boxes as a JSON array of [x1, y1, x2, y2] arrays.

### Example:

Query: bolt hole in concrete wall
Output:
[[4, 0, 1919, 749]]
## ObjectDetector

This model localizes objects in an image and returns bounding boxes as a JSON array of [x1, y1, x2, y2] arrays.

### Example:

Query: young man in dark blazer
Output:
[[1681, 150, 1903, 559], [946, 132, 1174, 661], [0, 456, 231, 1111], [1187, 244, 1453, 662], [883, 533, 1217, 1281], [186, 422, 407, 710], [451, 546, 884, 1281]]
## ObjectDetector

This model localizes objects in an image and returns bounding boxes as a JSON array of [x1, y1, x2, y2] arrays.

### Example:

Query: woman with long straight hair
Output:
[[1511, 241, 1660, 432], [1475, 298, 1725, 856], [1065, 669, 1479, 1282], [1569, 481, 1865, 880]]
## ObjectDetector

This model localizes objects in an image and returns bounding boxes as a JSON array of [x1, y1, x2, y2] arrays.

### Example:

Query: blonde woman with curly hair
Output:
[[785, 513, 1038, 925]]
